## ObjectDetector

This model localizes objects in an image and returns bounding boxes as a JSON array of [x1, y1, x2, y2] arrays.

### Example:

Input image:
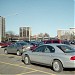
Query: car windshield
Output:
[[57, 45, 75, 53]]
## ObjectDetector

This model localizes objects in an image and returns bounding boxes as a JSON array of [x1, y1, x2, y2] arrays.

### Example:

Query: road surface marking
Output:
[[0, 61, 56, 75], [16, 70, 38, 75], [0, 54, 21, 58]]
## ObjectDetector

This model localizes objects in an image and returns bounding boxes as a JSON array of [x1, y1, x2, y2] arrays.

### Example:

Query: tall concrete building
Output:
[[19, 27, 31, 41], [0, 16, 5, 42]]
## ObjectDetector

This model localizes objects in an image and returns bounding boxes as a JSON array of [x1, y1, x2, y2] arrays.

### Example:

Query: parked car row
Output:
[[3, 40, 43, 55], [4, 41, 33, 55], [1, 40, 75, 72], [42, 39, 70, 45], [2, 39, 75, 56], [70, 40, 75, 45]]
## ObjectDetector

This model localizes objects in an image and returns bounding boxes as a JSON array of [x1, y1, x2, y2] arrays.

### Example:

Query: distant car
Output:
[[62, 40, 70, 45], [22, 44, 75, 72], [4, 43, 23, 55], [30, 41, 44, 50], [70, 40, 75, 45], [16, 41, 33, 51], [0, 42, 11, 48], [0, 42, 6, 48], [30, 45, 38, 50], [43, 39, 62, 44]]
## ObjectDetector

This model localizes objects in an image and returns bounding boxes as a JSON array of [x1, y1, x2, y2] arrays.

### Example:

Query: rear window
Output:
[[57, 45, 75, 53]]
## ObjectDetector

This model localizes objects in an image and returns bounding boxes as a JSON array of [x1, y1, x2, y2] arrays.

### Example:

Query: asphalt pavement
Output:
[[0, 47, 75, 75]]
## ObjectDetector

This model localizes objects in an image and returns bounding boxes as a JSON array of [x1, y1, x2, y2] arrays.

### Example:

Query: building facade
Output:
[[0, 16, 5, 42], [19, 27, 31, 41], [57, 28, 75, 40]]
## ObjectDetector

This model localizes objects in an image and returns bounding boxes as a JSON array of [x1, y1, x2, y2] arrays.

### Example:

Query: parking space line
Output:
[[16, 70, 38, 75], [34, 70, 56, 75], [0, 54, 21, 59], [0, 54, 7, 56], [0, 61, 56, 75], [17, 63, 24, 65], [0, 54, 14, 56], [0, 54, 20, 57]]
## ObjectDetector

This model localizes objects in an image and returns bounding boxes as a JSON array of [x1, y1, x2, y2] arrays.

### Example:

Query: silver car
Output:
[[4, 43, 24, 55], [22, 44, 75, 72], [4, 41, 32, 55]]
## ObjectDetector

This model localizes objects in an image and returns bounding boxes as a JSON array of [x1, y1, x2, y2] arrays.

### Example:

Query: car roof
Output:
[[41, 43, 66, 46]]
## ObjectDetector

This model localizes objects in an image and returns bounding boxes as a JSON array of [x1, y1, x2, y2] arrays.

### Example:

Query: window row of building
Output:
[[19, 27, 31, 41]]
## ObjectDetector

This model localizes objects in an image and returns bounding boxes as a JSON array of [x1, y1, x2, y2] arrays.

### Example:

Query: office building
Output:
[[19, 27, 31, 41], [0, 16, 5, 42], [57, 28, 75, 40]]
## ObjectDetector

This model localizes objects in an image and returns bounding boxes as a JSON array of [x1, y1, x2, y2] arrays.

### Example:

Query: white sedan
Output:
[[22, 44, 75, 72]]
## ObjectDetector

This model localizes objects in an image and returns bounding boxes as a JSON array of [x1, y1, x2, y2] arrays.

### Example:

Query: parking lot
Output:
[[0, 48, 75, 75]]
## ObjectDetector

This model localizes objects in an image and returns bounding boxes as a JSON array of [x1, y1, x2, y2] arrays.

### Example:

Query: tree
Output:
[[38, 33, 44, 37], [70, 32, 75, 40], [6, 31, 15, 41], [6, 31, 14, 35], [61, 31, 75, 40], [44, 33, 50, 37]]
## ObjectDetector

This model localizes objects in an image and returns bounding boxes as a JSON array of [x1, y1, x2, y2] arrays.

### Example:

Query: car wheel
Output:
[[17, 50, 21, 56], [52, 60, 63, 72], [24, 55, 30, 65], [4, 49, 8, 54]]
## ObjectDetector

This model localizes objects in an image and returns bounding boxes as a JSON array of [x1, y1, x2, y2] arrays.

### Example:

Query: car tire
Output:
[[4, 49, 8, 54], [17, 50, 21, 56], [24, 55, 30, 65], [52, 60, 63, 72]]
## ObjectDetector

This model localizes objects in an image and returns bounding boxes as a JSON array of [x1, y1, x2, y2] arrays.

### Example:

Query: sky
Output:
[[0, 0, 74, 37]]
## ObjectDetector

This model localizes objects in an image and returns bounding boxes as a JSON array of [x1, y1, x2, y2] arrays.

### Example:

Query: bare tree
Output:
[[61, 31, 75, 40], [6, 31, 15, 41]]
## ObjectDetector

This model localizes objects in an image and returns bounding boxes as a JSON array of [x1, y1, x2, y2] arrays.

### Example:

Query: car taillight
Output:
[[70, 56, 75, 60]]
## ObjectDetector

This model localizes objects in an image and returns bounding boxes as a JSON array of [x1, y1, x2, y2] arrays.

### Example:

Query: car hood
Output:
[[23, 45, 33, 47]]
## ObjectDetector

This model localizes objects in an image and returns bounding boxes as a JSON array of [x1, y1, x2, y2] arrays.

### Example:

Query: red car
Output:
[[30, 45, 38, 51], [0, 42, 12, 48], [43, 39, 62, 44]]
